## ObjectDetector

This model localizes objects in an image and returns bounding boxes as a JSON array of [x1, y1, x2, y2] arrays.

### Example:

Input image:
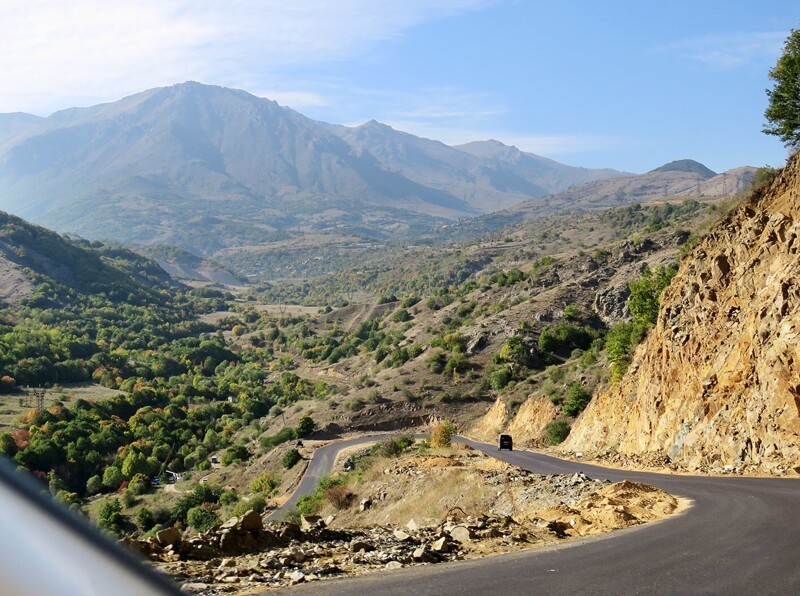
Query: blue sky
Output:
[[2, 1, 798, 172]]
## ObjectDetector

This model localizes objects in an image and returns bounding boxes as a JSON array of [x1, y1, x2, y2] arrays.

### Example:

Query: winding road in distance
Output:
[[267, 435, 800, 595]]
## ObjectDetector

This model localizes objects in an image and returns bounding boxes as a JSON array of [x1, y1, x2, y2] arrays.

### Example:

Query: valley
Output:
[[0, 70, 795, 596]]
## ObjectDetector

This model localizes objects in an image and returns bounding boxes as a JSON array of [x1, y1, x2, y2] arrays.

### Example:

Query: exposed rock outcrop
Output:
[[566, 157, 800, 474]]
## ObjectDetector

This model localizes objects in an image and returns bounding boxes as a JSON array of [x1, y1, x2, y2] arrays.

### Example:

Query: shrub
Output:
[[324, 485, 355, 510], [427, 351, 447, 374], [283, 448, 302, 469], [219, 489, 239, 506], [172, 484, 222, 522], [489, 367, 512, 390], [430, 420, 457, 448], [120, 489, 137, 508], [127, 473, 149, 496], [86, 475, 103, 495], [562, 383, 592, 416], [251, 472, 278, 494], [187, 505, 220, 533], [260, 427, 296, 451], [393, 308, 411, 322], [375, 436, 413, 458], [296, 493, 324, 515], [222, 444, 250, 465], [232, 495, 267, 517], [102, 466, 123, 490], [136, 507, 155, 531], [545, 420, 571, 445]]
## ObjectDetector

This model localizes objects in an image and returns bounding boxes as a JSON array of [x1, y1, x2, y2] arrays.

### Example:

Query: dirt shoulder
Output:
[[138, 445, 684, 593]]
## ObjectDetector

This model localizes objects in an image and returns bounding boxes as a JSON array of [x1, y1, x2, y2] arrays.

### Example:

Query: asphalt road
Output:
[[267, 436, 800, 595], [267, 435, 386, 520]]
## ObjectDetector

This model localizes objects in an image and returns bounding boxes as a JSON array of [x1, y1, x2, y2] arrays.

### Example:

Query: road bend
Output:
[[266, 435, 800, 595]]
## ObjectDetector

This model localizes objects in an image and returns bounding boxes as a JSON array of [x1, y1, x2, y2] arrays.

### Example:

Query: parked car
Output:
[[498, 434, 513, 451], [210, 455, 219, 464]]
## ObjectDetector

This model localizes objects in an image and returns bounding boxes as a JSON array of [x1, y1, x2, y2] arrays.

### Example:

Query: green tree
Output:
[[628, 266, 676, 328], [86, 475, 103, 495], [102, 466, 123, 490], [296, 415, 316, 438], [283, 448, 302, 469], [99, 498, 124, 534], [121, 451, 149, 479], [562, 383, 592, 417], [545, 420, 571, 445], [764, 28, 800, 146]]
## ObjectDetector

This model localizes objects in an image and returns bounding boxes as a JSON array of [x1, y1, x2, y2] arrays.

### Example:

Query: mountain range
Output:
[[0, 82, 755, 275], [0, 82, 624, 254]]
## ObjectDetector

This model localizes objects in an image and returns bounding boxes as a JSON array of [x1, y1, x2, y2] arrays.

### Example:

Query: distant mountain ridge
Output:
[[0, 82, 627, 254]]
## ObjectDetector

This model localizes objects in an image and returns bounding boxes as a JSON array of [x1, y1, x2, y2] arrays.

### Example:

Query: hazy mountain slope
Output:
[[329, 127, 628, 212], [0, 83, 631, 256], [0, 210, 176, 307], [564, 157, 799, 474], [505, 161, 756, 219], [0, 113, 43, 144], [0, 83, 473, 250], [455, 139, 629, 193]]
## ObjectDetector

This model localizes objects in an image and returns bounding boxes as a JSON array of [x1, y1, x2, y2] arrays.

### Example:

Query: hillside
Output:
[[0, 82, 625, 259], [0, 210, 174, 307], [562, 158, 799, 475]]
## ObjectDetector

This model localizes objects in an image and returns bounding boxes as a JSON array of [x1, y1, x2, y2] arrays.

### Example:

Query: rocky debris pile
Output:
[[131, 453, 679, 593], [155, 509, 580, 593]]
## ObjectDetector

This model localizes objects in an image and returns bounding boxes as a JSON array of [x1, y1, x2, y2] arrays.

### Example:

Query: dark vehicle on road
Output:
[[498, 434, 513, 451]]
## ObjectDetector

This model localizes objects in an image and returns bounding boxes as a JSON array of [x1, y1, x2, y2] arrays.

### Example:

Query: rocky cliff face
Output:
[[565, 157, 800, 474]]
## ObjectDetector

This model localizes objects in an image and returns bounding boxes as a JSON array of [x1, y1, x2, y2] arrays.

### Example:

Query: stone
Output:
[[448, 526, 473, 543], [412, 547, 428, 561], [359, 498, 373, 512], [385, 561, 403, 570], [324, 515, 336, 527], [239, 510, 263, 532], [406, 519, 421, 532], [219, 558, 237, 568], [393, 529, 411, 541], [349, 539, 374, 553], [289, 570, 306, 584], [430, 537, 450, 553], [180, 583, 209, 593], [155, 527, 182, 547], [300, 514, 322, 531]]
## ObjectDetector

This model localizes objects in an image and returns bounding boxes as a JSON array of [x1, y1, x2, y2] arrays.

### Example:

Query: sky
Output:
[[1, 0, 799, 173]]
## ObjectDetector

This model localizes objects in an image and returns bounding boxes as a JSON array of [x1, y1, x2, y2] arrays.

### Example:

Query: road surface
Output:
[[267, 436, 800, 595]]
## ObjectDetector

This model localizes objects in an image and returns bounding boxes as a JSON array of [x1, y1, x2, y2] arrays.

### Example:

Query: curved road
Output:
[[268, 436, 800, 595]]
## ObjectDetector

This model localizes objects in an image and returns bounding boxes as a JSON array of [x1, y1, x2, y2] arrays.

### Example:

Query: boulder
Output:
[[430, 537, 450, 553], [300, 515, 322, 531], [393, 529, 411, 541], [448, 526, 473, 543], [385, 561, 403, 570], [155, 527, 182, 547], [239, 510, 263, 532]]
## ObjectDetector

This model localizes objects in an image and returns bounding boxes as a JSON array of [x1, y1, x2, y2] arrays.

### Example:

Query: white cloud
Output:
[[655, 31, 785, 69], [0, 0, 495, 114]]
